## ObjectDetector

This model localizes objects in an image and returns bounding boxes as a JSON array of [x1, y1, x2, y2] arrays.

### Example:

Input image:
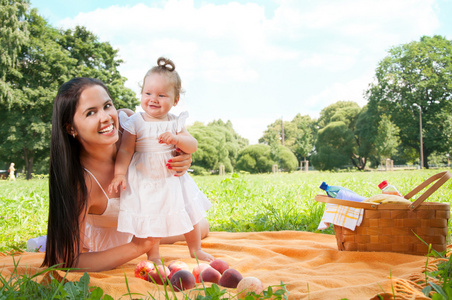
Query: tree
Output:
[[0, 7, 138, 178], [290, 114, 315, 162], [272, 145, 299, 172], [311, 101, 369, 170], [311, 121, 355, 170], [259, 119, 284, 146], [374, 114, 401, 164], [366, 35, 452, 168], [189, 120, 247, 173], [259, 114, 315, 164], [59, 26, 138, 109], [354, 105, 379, 167], [0, 8, 73, 178], [0, 0, 29, 104], [236, 144, 275, 173]]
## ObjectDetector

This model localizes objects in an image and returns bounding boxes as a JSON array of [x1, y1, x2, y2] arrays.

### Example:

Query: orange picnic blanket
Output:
[[0, 231, 436, 299]]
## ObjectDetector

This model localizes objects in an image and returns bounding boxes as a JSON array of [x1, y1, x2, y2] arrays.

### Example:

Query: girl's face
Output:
[[71, 85, 119, 149], [141, 73, 179, 121]]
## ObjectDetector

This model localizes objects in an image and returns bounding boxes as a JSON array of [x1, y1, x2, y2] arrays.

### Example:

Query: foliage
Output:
[[366, 35, 452, 168], [311, 101, 370, 171], [0, 9, 74, 179], [189, 120, 248, 173], [271, 144, 299, 172], [0, 179, 48, 252], [235, 144, 275, 174], [58, 26, 138, 109], [0, 253, 288, 299], [354, 105, 380, 168], [0, 4, 137, 179], [311, 121, 355, 171], [0, 0, 29, 103], [420, 244, 452, 299], [259, 114, 315, 163], [374, 114, 401, 163]]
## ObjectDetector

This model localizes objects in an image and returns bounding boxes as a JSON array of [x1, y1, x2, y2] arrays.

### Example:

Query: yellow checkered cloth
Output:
[[318, 203, 363, 231]]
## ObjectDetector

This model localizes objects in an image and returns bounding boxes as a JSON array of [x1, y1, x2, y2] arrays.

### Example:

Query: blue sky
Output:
[[31, 0, 452, 144]]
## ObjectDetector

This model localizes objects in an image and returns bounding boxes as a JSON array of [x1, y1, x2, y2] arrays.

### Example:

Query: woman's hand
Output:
[[130, 236, 161, 253], [168, 149, 192, 176]]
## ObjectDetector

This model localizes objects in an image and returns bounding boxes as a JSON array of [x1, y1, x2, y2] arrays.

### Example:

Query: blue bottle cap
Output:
[[319, 182, 328, 191]]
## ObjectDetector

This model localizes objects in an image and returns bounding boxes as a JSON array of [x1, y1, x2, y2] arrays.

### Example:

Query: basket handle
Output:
[[314, 195, 379, 210], [404, 171, 451, 210]]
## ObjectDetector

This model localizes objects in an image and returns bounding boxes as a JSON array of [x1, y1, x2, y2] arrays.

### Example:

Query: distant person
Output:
[[8, 163, 15, 181], [108, 57, 213, 264], [42, 77, 209, 271]]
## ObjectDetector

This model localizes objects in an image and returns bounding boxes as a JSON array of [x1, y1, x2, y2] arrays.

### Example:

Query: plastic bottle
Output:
[[378, 180, 403, 197], [319, 182, 366, 202], [26, 235, 47, 252]]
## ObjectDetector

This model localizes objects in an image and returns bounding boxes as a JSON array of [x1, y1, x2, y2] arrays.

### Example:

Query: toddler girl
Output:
[[108, 57, 213, 263]]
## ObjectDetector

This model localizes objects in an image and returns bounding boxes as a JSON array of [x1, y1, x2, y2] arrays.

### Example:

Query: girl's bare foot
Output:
[[191, 249, 214, 262], [148, 256, 163, 266]]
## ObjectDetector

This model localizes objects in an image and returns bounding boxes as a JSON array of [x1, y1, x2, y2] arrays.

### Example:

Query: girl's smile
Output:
[[141, 73, 179, 121]]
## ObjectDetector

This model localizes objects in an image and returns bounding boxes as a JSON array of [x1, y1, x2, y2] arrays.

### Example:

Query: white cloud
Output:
[[227, 117, 275, 145], [55, 0, 446, 143], [299, 53, 357, 72], [305, 69, 375, 113]]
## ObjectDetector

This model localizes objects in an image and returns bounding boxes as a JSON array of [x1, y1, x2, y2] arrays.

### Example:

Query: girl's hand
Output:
[[167, 149, 192, 176], [158, 132, 179, 146], [108, 175, 127, 194]]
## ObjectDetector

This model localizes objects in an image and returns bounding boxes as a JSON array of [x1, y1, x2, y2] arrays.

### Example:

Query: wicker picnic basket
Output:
[[315, 171, 451, 256]]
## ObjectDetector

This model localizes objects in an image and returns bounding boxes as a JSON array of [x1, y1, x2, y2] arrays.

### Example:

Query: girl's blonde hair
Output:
[[142, 57, 183, 98]]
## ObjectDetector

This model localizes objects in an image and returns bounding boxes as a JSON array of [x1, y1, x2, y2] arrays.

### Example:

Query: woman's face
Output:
[[71, 84, 119, 149]]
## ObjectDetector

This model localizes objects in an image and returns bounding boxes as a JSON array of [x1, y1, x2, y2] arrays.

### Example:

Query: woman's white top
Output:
[[83, 168, 132, 252]]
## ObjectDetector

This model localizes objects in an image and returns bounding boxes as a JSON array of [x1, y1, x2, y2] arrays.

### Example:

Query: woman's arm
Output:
[[75, 237, 158, 272]]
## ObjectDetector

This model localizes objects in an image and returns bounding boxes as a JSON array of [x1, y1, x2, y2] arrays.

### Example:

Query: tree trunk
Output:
[[23, 148, 34, 180]]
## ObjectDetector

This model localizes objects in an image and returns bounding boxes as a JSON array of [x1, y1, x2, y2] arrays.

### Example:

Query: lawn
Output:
[[1, 168, 451, 253]]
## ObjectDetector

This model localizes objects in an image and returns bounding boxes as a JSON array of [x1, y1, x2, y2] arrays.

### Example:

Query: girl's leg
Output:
[[160, 217, 209, 244], [147, 240, 162, 265], [184, 222, 214, 262]]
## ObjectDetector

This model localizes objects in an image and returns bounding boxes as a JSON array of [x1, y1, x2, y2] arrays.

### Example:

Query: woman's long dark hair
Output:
[[42, 78, 112, 268]]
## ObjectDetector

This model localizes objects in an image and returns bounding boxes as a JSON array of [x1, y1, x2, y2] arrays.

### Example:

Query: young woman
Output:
[[42, 77, 208, 272]]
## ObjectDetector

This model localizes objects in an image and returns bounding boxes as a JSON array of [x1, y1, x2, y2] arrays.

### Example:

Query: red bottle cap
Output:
[[378, 180, 388, 189]]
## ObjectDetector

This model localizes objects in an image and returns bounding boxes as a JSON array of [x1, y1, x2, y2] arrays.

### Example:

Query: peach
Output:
[[134, 260, 154, 281], [199, 267, 221, 284], [218, 268, 243, 288], [148, 265, 170, 285], [209, 259, 229, 274], [236, 277, 264, 299], [170, 270, 196, 291], [192, 263, 211, 283], [168, 260, 189, 280]]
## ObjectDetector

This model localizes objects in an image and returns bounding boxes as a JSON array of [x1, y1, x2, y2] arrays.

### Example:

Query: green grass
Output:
[[0, 179, 49, 253], [1, 169, 451, 253], [0, 169, 451, 299], [196, 169, 452, 237]]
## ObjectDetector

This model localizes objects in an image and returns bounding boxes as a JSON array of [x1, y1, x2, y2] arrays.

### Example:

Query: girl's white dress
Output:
[[117, 111, 211, 238]]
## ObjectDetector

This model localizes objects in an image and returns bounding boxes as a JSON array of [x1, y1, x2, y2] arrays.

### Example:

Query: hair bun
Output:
[[157, 57, 175, 72]]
